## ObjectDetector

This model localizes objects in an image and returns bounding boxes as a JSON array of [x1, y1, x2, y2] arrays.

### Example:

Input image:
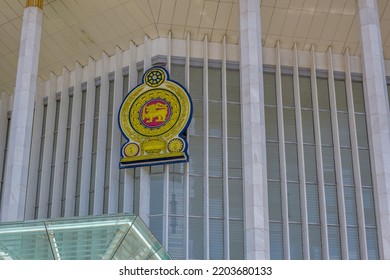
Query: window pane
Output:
[[366, 227, 379, 260], [168, 216, 184, 260], [317, 78, 330, 110], [265, 107, 278, 141], [285, 143, 299, 182], [190, 67, 203, 100], [229, 220, 245, 260], [328, 225, 342, 259], [227, 69, 240, 103], [264, 73, 277, 106], [229, 178, 243, 219], [227, 103, 241, 138], [289, 223, 303, 259], [169, 174, 184, 216], [347, 226, 360, 260], [149, 215, 163, 244], [359, 149, 373, 186], [189, 176, 204, 216], [282, 75, 294, 107], [228, 138, 242, 178], [208, 68, 222, 101], [270, 222, 284, 259], [189, 217, 204, 259], [322, 146, 336, 184], [344, 186, 358, 226], [307, 184, 320, 224], [266, 142, 280, 180], [335, 80, 348, 111], [209, 138, 223, 177], [325, 185, 339, 224], [209, 177, 223, 218], [283, 108, 297, 142], [301, 110, 315, 144], [171, 65, 185, 85], [309, 224, 322, 259], [188, 100, 203, 135], [268, 181, 282, 221], [319, 111, 333, 145], [352, 82, 365, 113], [209, 101, 222, 137], [355, 114, 369, 148], [189, 136, 203, 175], [300, 76, 312, 109], [304, 145, 317, 183], [288, 183, 301, 223], [341, 148, 354, 186], [363, 188, 376, 227], [210, 219, 224, 259], [338, 112, 351, 147]]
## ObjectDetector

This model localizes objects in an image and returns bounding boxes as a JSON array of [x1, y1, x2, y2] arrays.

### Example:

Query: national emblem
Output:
[[118, 66, 192, 168]]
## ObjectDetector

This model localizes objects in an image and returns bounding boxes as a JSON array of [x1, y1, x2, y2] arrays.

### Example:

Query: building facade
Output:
[[1, 0, 390, 260]]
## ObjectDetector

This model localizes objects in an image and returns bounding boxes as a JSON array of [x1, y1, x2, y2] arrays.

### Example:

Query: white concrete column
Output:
[[356, 0, 390, 259], [345, 48, 368, 259], [139, 166, 150, 226], [222, 35, 230, 260], [293, 43, 310, 259], [108, 46, 124, 214], [1, 1, 44, 221], [239, 0, 269, 259], [51, 67, 70, 218], [38, 73, 57, 219], [25, 81, 44, 220], [123, 41, 137, 214], [203, 35, 210, 260], [327, 47, 349, 259], [183, 32, 191, 260], [79, 57, 96, 216], [275, 42, 290, 259], [64, 62, 82, 217], [93, 52, 109, 215], [162, 32, 172, 250], [310, 46, 329, 259]]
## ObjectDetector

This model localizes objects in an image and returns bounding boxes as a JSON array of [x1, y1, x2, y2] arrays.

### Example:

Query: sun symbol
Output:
[[146, 69, 164, 87], [168, 138, 184, 152]]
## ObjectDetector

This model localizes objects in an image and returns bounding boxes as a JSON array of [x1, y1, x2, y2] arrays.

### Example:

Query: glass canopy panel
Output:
[[148, 247, 172, 260], [112, 217, 164, 260], [0, 221, 53, 260], [0, 215, 170, 260]]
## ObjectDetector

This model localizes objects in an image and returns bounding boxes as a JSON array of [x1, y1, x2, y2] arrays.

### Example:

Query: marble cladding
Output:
[[1, 7, 43, 222], [357, 0, 390, 259], [239, 0, 269, 260]]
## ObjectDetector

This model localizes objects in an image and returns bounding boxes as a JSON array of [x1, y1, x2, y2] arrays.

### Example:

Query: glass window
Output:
[[269, 222, 284, 259]]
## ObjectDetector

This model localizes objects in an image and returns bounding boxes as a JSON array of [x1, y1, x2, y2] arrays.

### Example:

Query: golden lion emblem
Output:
[[142, 102, 168, 123]]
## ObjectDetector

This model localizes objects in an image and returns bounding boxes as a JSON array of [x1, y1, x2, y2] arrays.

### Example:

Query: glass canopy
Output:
[[0, 214, 170, 260]]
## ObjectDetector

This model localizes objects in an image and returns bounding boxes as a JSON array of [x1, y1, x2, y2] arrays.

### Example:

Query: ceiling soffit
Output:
[[0, 0, 389, 94]]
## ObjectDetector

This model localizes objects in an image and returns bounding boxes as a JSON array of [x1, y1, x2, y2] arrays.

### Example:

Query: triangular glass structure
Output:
[[0, 214, 170, 260]]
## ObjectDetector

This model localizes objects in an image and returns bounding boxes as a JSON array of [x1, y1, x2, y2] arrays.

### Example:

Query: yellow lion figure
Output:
[[142, 103, 168, 123]]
